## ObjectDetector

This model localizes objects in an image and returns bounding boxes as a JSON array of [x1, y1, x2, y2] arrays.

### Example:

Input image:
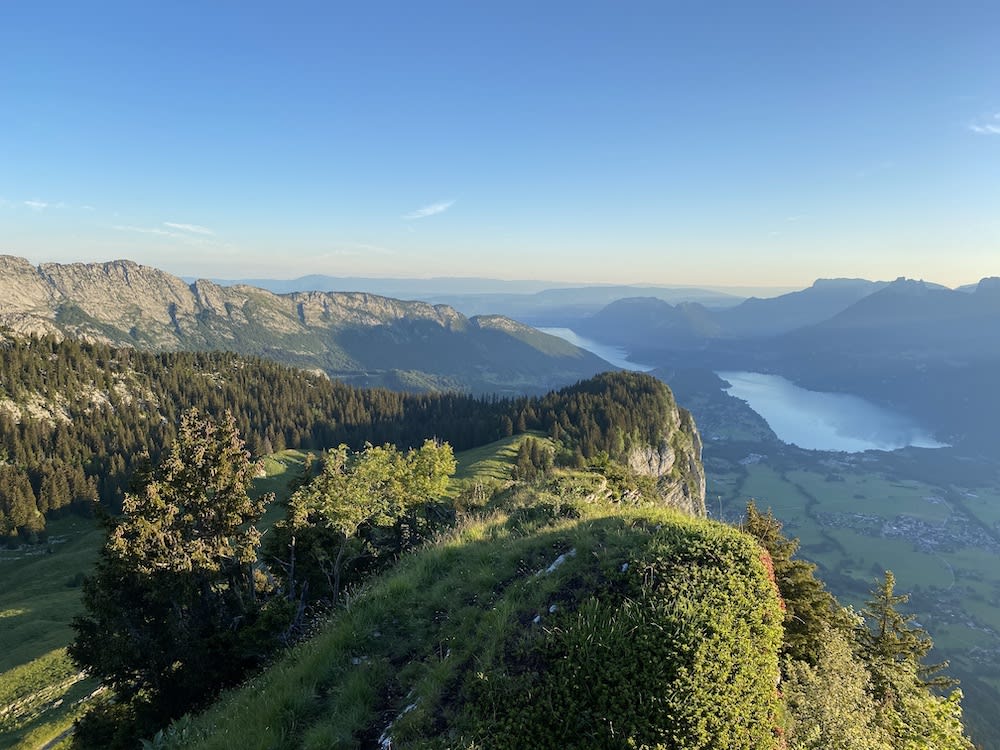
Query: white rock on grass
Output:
[[538, 548, 577, 576]]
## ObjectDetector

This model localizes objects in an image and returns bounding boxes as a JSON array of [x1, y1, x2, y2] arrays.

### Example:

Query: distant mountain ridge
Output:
[[193, 274, 579, 297], [577, 278, 894, 346], [198, 273, 789, 304], [0, 255, 610, 394], [577, 297, 721, 349], [713, 277, 891, 337], [425, 285, 744, 325], [780, 277, 1000, 359], [197, 273, 754, 326], [566, 275, 1000, 451]]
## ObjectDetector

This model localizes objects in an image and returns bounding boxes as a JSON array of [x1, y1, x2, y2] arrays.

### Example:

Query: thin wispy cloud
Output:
[[111, 223, 232, 253], [164, 221, 215, 236], [402, 200, 455, 220], [970, 112, 1000, 135], [10, 198, 80, 211], [113, 225, 172, 237]]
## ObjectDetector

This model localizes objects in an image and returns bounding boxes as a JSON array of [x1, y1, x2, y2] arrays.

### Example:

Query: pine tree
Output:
[[69, 409, 282, 748], [856, 571, 971, 749], [858, 570, 956, 700], [516, 438, 535, 480], [744, 502, 846, 664], [783, 627, 893, 750]]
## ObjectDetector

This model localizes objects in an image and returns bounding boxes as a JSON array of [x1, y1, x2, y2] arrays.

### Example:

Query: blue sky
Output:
[[2, 1, 998, 286]]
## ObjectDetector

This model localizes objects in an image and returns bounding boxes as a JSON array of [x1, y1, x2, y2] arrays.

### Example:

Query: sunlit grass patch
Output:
[[0, 648, 100, 750]]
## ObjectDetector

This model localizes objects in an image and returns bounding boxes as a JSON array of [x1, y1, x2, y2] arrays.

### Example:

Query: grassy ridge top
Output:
[[155, 480, 782, 749]]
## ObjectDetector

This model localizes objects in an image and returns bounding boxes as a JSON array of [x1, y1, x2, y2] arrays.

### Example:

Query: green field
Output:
[[451, 432, 539, 482], [957, 484, 1000, 528]]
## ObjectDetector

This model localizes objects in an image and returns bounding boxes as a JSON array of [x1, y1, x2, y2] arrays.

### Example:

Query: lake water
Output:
[[718, 371, 947, 453], [538, 327, 654, 371]]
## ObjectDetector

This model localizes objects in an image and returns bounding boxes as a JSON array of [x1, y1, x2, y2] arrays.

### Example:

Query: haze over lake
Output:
[[538, 328, 654, 372], [718, 371, 947, 453]]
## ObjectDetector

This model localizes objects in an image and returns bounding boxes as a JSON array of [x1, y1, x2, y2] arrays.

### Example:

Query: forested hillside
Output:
[[0, 334, 699, 539], [0, 334, 497, 539]]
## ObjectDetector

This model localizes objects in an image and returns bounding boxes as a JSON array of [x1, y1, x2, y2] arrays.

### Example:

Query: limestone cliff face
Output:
[[0, 257, 466, 344], [548, 372, 707, 516], [291, 290, 465, 330], [0, 256, 64, 338], [0, 255, 609, 392], [624, 407, 706, 517], [0, 255, 60, 310]]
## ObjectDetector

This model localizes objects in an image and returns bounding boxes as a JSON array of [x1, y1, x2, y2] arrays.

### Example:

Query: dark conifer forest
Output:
[[0, 334, 685, 539]]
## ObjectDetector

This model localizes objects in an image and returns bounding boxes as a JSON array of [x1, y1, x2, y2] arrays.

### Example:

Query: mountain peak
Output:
[[883, 277, 948, 295], [975, 276, 1000, 294]]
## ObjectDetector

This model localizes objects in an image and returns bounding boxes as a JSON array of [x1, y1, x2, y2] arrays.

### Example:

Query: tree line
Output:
[[0, 335, 498, 539], [1, 335, 681, 540]]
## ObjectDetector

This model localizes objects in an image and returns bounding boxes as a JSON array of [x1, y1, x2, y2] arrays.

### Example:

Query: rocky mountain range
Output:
[[0, 255, 610, 394]]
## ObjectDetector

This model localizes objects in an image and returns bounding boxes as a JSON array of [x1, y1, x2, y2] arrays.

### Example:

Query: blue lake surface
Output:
[[717, 371, 948, 453], [537, 328, 654, 372]]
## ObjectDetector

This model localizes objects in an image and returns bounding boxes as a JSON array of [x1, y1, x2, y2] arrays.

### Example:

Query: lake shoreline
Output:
[[538, 327, 655, 372], [717, 370, 947, 453]]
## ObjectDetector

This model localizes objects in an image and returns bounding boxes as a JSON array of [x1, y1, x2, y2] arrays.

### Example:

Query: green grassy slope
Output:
[[0, 517, 103, 749], [450, 432, 544, 482], [153, 477, 782, 749]]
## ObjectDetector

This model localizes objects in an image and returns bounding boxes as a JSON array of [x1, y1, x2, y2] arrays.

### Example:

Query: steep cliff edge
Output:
[[538, 371, 706, 516], [625, 406, 706, 516]]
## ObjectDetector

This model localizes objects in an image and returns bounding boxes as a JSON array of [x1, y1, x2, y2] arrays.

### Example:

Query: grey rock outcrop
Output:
[[625, 406, 706, 517]]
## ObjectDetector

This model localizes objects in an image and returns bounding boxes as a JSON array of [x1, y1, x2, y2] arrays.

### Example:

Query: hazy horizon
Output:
[[0, 252, 992, 297], [3, 3, 999, 286]]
